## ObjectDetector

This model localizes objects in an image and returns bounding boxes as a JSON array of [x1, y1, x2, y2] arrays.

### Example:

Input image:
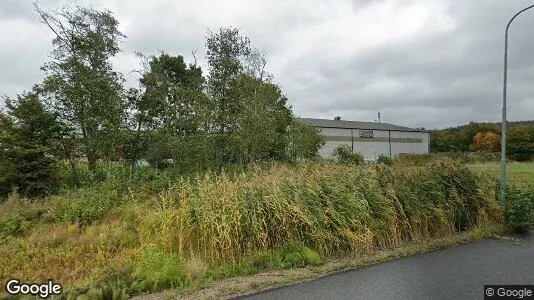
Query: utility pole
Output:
[[501, 4, 534, 204]]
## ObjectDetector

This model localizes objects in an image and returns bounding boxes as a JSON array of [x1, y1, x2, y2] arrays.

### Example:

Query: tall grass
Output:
[[139, 159, 501, 265], [0, 158, 504, 297]]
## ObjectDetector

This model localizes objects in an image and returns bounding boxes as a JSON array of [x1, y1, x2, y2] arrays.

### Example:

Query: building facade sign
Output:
[[359, 130, 374, 138]]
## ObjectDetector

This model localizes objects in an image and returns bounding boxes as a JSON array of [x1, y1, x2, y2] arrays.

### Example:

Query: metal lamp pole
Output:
[[501, 4, 534, 203]]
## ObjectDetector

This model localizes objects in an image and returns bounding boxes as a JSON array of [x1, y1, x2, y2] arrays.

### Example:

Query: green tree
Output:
[[139, 53, 207, 135], [35, 3, 126, 172], [469, 132, 500, 152], [230, 74, 293, 163], [508, 126, 534, 161], [430, 122, 500, 153], [206, 27, 251, 164], [0, 92, 60, 198], [128, 52, 211, 171], [286, 120, 325, 160], [0, 113, 16, 198]]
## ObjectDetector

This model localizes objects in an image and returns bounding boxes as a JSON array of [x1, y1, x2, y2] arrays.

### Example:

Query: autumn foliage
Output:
[[470, 132, 500, 152]]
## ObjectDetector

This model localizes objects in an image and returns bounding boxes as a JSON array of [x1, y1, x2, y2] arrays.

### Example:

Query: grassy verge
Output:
[[467, 161, 534, 186], [0, 159, 507, 298]]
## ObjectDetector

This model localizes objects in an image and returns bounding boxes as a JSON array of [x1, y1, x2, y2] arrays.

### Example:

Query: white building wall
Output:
[[316, 127, 430, 160], [317, 127, 352, 158], [389, 131, 429, 158]]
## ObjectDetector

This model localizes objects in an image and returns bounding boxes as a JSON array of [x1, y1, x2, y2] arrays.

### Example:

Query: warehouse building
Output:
[[298, 117, 430, 160]]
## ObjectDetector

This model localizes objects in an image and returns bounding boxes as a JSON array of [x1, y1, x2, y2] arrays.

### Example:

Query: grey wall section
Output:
[[314, 127, 430, 160]]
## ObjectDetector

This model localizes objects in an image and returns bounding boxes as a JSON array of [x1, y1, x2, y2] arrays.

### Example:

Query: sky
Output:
[[1, 0, 534, 129]]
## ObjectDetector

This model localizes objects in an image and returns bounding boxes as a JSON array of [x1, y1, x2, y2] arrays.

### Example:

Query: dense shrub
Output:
[[54, 182, 121, 225], [286, 121, 325, 160], [332, 145, 364, 165], [377, 154, 393, 165], [279, 244, 322, 269], [503, 184, 534, 232]]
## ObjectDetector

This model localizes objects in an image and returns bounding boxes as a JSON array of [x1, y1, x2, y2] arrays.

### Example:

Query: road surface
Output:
[[241, 231, 534, 300]]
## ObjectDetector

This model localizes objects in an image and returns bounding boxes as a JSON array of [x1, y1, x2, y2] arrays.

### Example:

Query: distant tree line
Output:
[[430, 121, 534, 161], [0, 4, 324, 198]]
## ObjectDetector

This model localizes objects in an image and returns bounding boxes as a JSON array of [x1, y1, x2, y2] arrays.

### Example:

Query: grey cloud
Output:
[[0, 0, 36, 21], [2, 0, 534, 129], [280, 0, 534, 128]]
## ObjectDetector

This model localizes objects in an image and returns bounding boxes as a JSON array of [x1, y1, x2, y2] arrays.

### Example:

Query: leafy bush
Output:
[[54, 182, 121, 225], [286, 121, 325, 160], [377, 154, 393, 165], [503, 184, 534, 232], [58, 161, 92, 188], [133, 167, 173, 192], [332, 145, 364, 165], [279, 244, 322, 269], [249, 250, 282, 270]]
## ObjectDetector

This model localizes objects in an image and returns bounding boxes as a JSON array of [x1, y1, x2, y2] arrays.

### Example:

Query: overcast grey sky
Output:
[[1, 0, 534, 129]]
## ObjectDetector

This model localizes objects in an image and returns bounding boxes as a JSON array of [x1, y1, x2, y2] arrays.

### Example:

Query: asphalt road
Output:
[[241, 231, 534, 300]]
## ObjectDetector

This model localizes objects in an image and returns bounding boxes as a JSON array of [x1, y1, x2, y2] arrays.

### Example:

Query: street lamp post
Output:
[[501, 4, 534, 203]]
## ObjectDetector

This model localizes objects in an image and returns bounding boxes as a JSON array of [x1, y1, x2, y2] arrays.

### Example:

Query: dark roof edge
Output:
[[296, 117, 431, 133], [311, 124, 431, 133]]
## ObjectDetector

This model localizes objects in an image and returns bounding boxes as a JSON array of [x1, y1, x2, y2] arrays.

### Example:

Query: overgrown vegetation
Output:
[[0, 4, 325, 203], [0, 159, 511, 298], [332, 145, 364, 164], [1, 2, 533, 299], [503, 184, 534, 233], [377, 154, 393, 165]]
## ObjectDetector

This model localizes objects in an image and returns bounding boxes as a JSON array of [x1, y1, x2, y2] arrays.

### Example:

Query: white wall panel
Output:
[[316, 127, 430, 160]]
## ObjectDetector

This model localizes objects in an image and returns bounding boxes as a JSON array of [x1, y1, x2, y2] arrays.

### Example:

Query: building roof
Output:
[[297, 117, 429, 133]]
